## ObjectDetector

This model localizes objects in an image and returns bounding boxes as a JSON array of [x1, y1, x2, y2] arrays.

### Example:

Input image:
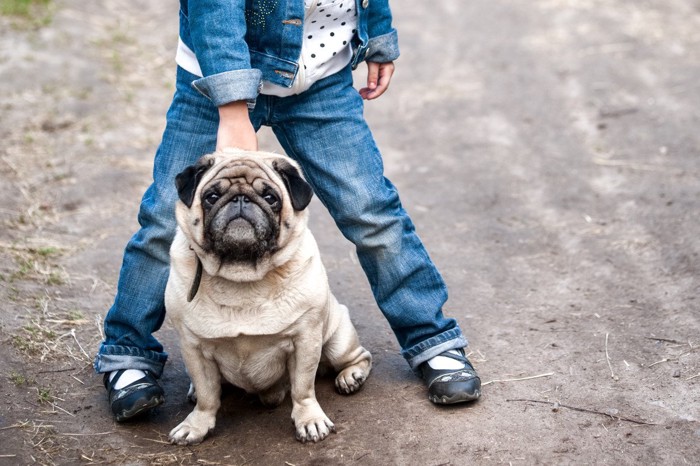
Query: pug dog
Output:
[[165, 149, 372, 445]]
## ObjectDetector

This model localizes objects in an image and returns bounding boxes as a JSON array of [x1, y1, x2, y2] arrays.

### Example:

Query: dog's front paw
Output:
[[335, 365, 369, 395], [168, 411, 215, 445], [292, 405, 335, 443]]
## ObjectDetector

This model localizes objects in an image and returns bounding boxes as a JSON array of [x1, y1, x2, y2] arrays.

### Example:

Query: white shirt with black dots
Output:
[[175, 0, 358, 98]]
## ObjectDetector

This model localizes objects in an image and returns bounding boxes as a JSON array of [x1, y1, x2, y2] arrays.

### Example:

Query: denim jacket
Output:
[[179, 0, 400, 107]]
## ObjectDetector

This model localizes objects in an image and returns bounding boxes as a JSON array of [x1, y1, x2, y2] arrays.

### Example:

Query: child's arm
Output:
[[358, 0, 399, 100], [217, 101, 258, 151], [186, 0, 259, 150]]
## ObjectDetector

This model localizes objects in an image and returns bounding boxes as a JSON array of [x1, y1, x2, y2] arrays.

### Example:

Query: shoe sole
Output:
[[115, 394, 165, 422], [429, 389, 481, 405]]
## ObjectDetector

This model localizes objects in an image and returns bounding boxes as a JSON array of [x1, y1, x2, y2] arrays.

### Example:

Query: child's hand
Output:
[[217, 101, 258, 151], [359, 61, 395, 100]]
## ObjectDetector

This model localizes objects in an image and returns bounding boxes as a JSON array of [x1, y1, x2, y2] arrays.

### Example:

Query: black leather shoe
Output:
[[104, 370, 165, 422], [420, 349, 481, 405]]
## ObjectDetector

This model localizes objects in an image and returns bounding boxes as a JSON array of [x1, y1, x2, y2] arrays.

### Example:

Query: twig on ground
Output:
[[507, 398, 657, 425], [0, 424, 25, 431], [647, 345, 698, 368], [37, 367, 75, 374], [70, 329, 91, 361], [60, 431, 115, 436], [71, 375, 85, 385], [687, 373, 700, 381], [141, 437, 170, 445], [605, 333, 618, 380], [646, 337, 686, 344], [50, 403, 75, 418], [1, 420, 56, 445], [482, 372, 554, 386], [354, 452, 370, 462]]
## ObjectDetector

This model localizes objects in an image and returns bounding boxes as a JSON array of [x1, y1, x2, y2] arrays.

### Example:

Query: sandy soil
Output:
[[0, 0, 698, 464]]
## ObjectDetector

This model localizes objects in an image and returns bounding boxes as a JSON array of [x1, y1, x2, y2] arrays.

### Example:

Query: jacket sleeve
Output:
[[364, 0, 400, 63], [186, 0, 262, 106]]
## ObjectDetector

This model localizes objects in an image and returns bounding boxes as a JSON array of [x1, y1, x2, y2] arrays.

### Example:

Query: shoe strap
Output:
[[439, 349, 474, 368], [105, 369, 151, 390], [105, 369, 126, 389]]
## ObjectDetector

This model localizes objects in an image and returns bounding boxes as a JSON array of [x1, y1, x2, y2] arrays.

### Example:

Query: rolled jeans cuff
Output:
[[191, 68, 263, 107], [94, 344, 168, 377], [402, 328, 469, 372], [365, 30, 400, 63]]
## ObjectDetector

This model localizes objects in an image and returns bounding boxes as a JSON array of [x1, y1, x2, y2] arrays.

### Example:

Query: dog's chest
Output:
[[202, 334, 293, 392], [185, 281, 324, 339]]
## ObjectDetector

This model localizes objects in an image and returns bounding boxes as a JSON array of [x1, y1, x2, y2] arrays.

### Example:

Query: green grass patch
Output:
[[36, 386, 52, 404], [33, 246, 59, 258], [9, 371, 26, 386], [67, 310, 84, 321], [11, 323, 57, 355], [46, 271, 65, 286], [0, 0, 49, 16]]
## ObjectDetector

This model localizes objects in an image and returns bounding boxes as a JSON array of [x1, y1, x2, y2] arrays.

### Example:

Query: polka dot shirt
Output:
[[263, 0, 358, 96]]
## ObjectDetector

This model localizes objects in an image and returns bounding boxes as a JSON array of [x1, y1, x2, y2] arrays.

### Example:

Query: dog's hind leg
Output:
[[323, 303, 372, 395], [187, 382, 197, 403], [258, 379, 289, 407]]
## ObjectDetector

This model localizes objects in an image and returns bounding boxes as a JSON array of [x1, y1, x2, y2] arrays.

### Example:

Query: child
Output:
[[95, 0, 480, 421]]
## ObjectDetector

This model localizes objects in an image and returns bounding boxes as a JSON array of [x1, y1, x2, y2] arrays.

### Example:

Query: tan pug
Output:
[[165, 149, 372, 445]]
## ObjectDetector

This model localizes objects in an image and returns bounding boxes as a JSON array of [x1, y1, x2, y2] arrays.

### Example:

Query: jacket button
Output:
[[362, 0, 369, 8]]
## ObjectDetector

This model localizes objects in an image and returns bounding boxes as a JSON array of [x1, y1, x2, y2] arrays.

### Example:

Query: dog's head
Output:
[[174, 149, 314, 282]]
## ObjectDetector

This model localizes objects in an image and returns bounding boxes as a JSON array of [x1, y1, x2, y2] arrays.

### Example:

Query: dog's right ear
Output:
[[175, 158, 214, 208], [272, 159, 314, 211]]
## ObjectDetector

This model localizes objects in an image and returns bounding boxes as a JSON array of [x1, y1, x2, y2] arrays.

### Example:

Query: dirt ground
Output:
[[1, 0, 699, 464]]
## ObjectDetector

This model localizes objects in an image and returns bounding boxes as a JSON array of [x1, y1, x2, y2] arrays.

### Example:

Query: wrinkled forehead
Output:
[[201, 157, 280, 192]]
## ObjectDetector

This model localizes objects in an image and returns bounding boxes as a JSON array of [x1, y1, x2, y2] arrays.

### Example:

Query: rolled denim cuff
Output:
[[365, 30, 400, 63], [402, 327, 468, 372], [94, 344, 168, 377], [191, 69, 263, 107]]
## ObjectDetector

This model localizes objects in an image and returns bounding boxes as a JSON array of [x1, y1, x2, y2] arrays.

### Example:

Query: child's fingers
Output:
[[360, 62, 395, 100], [374, 62, 394, 96], [366, 61, 379, 90]]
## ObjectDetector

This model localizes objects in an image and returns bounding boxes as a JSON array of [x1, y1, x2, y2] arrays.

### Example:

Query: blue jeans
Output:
[[94, 65, 467, 377]]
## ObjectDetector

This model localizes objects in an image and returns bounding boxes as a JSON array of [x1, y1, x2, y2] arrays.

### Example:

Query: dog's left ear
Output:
[[175, 158, 214, 208], [273, 160, 314, 211]]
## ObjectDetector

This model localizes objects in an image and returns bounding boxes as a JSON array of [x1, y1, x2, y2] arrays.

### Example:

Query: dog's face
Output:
[[174, 149, 314, 282]]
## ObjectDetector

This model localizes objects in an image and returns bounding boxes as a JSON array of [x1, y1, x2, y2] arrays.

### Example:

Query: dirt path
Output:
[[1, 0, 698, 464]]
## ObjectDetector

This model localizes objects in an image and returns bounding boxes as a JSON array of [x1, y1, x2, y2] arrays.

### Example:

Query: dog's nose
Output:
[[232, 195, 251, 204]]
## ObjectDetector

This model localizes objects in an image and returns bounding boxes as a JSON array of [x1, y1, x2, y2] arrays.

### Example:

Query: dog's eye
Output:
[[204, 192, 220, 206], [263, 193, 278, 206]]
